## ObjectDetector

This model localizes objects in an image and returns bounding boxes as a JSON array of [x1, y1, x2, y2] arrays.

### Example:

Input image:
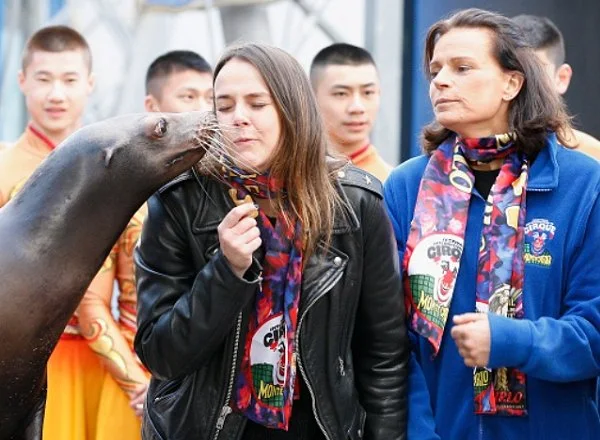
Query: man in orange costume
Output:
[[310, 43, 393, 182]]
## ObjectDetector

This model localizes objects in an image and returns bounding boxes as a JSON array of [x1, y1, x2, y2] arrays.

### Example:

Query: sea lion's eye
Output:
[[154, 118, 168, 137]]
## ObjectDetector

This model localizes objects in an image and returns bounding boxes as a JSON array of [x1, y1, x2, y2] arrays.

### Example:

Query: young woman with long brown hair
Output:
[[134, 42, 409, 440]]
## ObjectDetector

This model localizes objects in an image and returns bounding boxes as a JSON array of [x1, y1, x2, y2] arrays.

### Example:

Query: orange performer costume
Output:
[[0, 125, 148, 440], [348, 143, 393, 182], [77, 205, 150, 440]]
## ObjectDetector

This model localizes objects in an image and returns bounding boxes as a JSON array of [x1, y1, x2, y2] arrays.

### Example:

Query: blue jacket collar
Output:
[[528, 132, 559, 191]]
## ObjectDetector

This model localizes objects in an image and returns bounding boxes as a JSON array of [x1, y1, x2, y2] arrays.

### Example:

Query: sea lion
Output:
[[0, 111, 216, 440]]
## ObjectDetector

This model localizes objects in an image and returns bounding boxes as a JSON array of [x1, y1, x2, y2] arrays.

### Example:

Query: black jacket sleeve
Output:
[[353, 193, 409, 440], [134, 188, 259, 380]]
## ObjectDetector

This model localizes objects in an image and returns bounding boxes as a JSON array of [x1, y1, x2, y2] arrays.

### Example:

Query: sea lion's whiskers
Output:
[[192, 121, 267, 178], [207, 143, 263, 176]]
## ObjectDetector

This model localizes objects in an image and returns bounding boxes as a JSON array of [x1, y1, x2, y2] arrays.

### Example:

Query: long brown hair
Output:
[[422, 8, 573, 155], [205, 42, 342, 257]]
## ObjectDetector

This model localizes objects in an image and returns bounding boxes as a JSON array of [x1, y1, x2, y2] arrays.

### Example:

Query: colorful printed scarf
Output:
[[222, 166, 303, 430], [403, 134, 528, 416]]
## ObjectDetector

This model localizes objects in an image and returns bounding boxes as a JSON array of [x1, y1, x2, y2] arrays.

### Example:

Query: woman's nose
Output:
[[431, 67, 450, 89], [232, 105, 250, 126]]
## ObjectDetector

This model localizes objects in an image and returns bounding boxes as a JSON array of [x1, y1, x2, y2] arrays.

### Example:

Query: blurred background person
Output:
[[144, 49, 213, 114], [0, 25, 94, 206], [310, 43, 392, 181], [513, 13, 600, 159]]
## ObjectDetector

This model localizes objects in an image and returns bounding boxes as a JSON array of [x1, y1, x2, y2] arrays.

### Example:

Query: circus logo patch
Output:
[[407, 234, 463, 327], [523, 219, 555, 267], [249, 315, 287, 407]]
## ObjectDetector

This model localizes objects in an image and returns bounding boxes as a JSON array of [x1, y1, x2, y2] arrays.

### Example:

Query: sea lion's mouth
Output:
[[166, 155, 186, 167], [166, 148, 203, 167], [166, 136, 211, 168]]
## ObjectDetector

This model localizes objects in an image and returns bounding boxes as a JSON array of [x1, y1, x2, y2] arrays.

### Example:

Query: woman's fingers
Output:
[[218, 202, 262, 277]]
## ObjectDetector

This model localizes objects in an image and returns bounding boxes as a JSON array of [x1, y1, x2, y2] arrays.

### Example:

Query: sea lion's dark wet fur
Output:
[[0, 112, 214, 439]]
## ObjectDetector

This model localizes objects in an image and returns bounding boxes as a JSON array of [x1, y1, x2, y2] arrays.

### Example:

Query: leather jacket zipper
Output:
[[295, 263, 345, 440], [213, 311, 243, 439]]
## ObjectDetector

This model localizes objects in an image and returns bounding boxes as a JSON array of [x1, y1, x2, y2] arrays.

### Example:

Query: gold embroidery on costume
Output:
[[83, 318, 138, 390]]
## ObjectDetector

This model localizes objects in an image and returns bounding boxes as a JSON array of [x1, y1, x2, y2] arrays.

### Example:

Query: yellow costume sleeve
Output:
[[115, 207, 147, 353], [77, 211, 149, 398]]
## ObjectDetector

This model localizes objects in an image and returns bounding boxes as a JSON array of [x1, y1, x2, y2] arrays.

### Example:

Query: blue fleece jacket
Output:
[[384, 134, 600, 440]]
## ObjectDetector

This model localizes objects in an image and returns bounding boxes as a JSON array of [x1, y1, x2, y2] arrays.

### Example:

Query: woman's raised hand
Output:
[[217, 202, 261, 278]]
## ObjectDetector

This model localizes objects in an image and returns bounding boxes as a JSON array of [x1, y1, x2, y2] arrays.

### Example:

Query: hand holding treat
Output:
[[218, 201, 261, 278]]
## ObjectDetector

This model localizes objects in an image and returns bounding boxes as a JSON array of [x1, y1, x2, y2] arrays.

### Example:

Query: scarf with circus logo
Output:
[[221, 165, 303, 430], [403, 133, 528, 416]]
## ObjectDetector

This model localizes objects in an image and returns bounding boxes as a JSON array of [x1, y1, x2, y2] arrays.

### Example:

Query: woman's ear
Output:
[[502, 71, 525, 102]]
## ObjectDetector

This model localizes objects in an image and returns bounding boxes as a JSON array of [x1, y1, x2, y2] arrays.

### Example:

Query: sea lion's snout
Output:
[[161, 111, 220, 169]]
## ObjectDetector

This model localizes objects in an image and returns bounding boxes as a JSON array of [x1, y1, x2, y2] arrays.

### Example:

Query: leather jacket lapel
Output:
[[300, 245, 348, 312]]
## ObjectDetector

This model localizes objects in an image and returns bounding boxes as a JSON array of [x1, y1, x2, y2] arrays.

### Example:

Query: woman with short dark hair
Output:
[[384, 8, 600, 440]]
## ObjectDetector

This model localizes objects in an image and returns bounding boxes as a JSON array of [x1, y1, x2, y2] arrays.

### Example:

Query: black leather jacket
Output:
[[134, 165, 409, 440]]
